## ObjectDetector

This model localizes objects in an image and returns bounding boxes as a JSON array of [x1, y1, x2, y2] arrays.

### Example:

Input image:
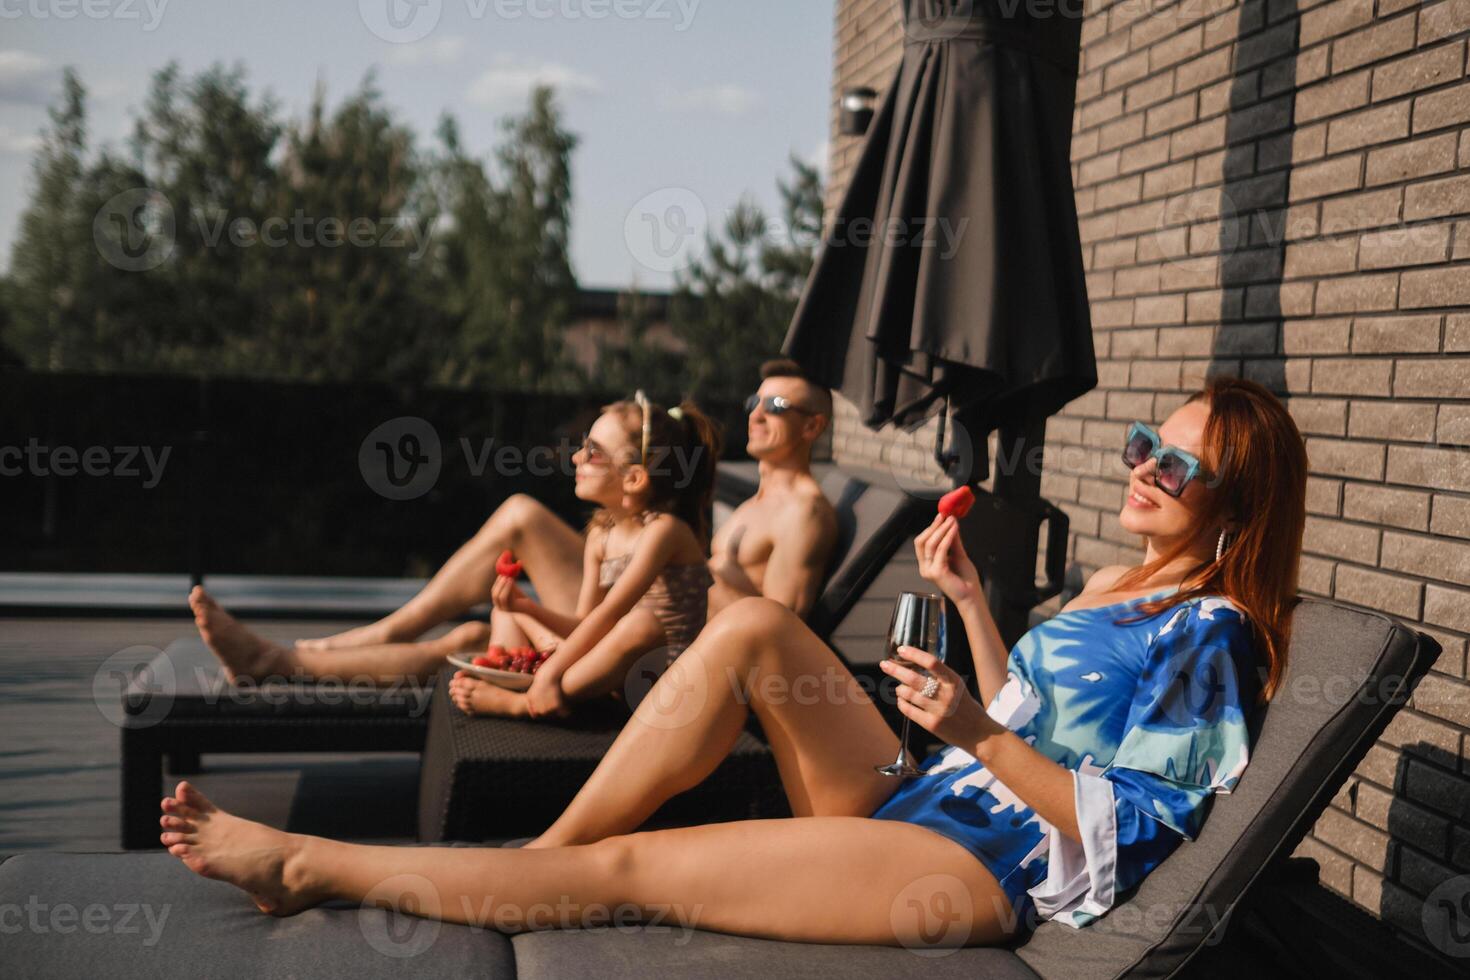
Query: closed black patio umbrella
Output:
[[784, 0, 1096, 464]]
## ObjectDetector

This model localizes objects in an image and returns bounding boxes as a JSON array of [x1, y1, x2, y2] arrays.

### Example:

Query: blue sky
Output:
[[0, 0, 834, 289]]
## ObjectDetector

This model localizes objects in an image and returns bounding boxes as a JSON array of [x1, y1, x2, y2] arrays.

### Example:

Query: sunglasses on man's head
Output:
[[1122, 421, 1204, 497], [744, 394, 812, 416]]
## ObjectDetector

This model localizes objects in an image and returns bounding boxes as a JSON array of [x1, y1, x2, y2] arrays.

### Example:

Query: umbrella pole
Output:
[[986, 416, 1047, 645], [945, 415, 1068, 697]]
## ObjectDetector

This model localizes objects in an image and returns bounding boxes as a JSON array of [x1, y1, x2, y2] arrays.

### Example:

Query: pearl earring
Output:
[[1215, 528, 1229, 562]]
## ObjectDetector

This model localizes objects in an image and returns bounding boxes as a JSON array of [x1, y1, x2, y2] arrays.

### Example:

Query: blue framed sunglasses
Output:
[[1122, 421, 1204, 497]]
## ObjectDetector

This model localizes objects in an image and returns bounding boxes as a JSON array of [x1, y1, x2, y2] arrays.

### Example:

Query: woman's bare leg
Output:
[[160, 781, 1018, 946], [192, 586, 488, 685], [299, 495, 585, 650], [534, 597, 903, 847]]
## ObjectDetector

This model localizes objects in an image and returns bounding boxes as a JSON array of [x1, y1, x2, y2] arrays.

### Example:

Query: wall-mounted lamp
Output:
[[839, 86, 877, 137]]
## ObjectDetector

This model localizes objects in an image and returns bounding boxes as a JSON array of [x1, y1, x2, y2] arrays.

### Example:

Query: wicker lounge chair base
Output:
[[120, 639, 430, 849], [417, 676, 789, 842]]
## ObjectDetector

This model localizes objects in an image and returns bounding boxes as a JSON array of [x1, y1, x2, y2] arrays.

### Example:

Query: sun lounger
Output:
[[118, 640, 431, 848]]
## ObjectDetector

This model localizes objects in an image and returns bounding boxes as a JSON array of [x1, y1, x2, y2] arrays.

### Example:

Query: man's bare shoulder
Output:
[[774, 480, 837, 536]]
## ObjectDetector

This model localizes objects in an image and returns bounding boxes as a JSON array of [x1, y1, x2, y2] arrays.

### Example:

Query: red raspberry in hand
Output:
[[938, 485, 975, 519], [495, 550, 524, 578]]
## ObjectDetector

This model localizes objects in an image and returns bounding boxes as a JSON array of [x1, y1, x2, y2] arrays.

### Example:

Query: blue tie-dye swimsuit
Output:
[[871, 591, 1260, 931]]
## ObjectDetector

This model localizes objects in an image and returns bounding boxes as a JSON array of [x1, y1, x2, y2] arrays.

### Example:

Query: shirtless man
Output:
[[296, 359, 837, 651], [706, 359, 836, 619]]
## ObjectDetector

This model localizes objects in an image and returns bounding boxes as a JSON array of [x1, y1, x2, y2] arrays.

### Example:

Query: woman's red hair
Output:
[[1113, 375, 1307, 703]]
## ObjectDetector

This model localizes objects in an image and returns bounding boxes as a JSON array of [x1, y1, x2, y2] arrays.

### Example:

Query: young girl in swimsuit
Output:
[[184, 393, 719, 721], [448, 393, 720, 719]]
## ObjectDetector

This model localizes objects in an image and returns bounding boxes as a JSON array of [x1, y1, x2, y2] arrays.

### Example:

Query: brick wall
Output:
[[825, 0, 1470, 960]]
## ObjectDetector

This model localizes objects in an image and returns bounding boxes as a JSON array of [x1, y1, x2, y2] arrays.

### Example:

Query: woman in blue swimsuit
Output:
[[159, 376, 1308, 949]]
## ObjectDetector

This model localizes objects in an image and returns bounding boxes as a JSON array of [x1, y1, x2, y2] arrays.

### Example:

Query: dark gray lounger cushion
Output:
[[510, 926, 1041, 980], [0, 852, 515, 980]]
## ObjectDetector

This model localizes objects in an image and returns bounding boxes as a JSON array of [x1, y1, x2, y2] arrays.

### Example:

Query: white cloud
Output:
[[89, 76, 136, 103], [465, 56, 601, 108], [661, 84, 758, 116], [386, 36, 468, 68], [0, 50, 56, 106], [0, 124, 42, 155]]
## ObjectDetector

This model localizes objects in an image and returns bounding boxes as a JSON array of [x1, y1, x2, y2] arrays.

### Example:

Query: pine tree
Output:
[[668, 155, 824, 401], [429, 87, 578, 391], [6, 68, 90, 370]]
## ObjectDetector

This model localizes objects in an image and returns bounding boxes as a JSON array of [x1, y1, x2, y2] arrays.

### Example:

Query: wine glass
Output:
[[875, 591, 946, 777]]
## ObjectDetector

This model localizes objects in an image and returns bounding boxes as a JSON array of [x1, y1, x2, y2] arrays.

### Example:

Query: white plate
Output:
[[445, 653, 534, 691]]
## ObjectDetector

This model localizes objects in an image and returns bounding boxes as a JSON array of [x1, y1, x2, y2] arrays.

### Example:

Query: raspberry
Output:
[[938, 485, 975, 519], [495, 550, 524, 578]]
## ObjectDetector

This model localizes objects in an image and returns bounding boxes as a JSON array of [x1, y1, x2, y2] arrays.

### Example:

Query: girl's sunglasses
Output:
[[1122, 421, 1204, 497]]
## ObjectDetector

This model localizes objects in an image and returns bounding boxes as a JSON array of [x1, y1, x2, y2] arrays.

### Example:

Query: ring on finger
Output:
[[920, 677, 939, 699]]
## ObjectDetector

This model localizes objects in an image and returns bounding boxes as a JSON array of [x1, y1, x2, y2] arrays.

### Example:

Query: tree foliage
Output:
[[2, 63, 820, 399], [667, 154, 823, 402], [2, 63, 578, 389]]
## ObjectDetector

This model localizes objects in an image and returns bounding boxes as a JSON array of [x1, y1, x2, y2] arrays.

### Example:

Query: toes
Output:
[[160, 815, 196, 832], [162, 798, 200, 819], [180, 853, 211, 878], [175, 780, 215, 812], [168, 843, 191, 858], [160, 830, 194, 846]]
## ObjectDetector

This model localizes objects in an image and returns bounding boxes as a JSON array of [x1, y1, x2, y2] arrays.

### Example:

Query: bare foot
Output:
[[294, 620, 400, 651], [159, 781, 325, 916], [189, 586, 293, 683], [447, 671, 531, 718]]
